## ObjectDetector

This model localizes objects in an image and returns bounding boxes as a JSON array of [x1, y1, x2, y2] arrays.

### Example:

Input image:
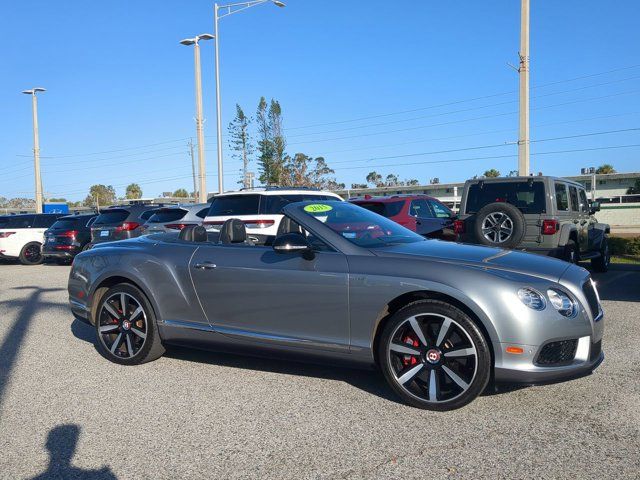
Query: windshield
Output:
[[296, 201, 425, 248], [94, 209, 129, 225], [466, 181, 546, 214], [354, 201, 404, 218], [147, 209, 187, 223]]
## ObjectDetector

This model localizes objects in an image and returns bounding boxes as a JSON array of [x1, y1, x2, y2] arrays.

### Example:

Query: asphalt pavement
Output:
[[0, 263, 638, 479]]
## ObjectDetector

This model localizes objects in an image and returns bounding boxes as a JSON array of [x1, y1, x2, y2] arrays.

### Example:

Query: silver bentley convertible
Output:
[[68, 201, 604, 410]]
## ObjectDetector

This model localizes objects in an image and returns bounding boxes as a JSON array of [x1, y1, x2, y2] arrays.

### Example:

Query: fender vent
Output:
[[582, 278, 600, 319]]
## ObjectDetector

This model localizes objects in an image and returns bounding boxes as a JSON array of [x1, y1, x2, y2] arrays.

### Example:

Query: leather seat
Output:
[[276, 217, 302, 236], [219, 218, 249, 244], [179, 225, 208, 242]]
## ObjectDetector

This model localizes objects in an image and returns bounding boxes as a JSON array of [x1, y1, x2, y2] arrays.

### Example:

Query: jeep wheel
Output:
[[472, 202, 526, 249], [591, 237, 610, 273]]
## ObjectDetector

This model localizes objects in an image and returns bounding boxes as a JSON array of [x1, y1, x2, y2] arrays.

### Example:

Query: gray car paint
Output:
[[68, 201, 603, 383]]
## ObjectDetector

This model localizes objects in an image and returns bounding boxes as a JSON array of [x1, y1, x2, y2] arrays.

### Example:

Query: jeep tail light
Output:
[[165, 223, 188, 230], [454, 220, 465, 234], [0, 232, 16, 238], [542, 219, 558, 235], [116, 222, 140, 232]]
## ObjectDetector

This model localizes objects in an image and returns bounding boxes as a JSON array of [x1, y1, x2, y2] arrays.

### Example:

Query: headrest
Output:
[[179, 225, 208, 242], [276, 216, 302, 237], [219, 218, 247, 244]]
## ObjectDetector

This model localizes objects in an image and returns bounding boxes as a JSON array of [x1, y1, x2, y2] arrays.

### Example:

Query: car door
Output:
[[578, 188, 596, 252], [426, 199, 456, 241], [568, 185, 588, 252], [189, 243, 350, 352]]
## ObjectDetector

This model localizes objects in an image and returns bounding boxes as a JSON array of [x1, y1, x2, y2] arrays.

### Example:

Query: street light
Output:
[[180, 33, 214, 203], [22, 87, 46, 213], [213, 0, 285, 194]]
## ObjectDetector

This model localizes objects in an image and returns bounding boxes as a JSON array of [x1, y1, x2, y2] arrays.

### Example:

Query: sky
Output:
[[1, 0, 639, 201]]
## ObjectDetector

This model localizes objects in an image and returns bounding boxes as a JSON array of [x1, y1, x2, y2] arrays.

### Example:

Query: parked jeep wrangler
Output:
[[455, 176, 611, 271]]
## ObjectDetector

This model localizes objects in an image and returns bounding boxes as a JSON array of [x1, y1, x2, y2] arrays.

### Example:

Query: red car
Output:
[[349, 194, 457, 241]]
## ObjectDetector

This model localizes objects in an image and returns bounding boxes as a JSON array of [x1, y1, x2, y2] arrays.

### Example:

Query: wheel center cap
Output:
[[425, 348, 441, 364], [122, 320, 131, 331]]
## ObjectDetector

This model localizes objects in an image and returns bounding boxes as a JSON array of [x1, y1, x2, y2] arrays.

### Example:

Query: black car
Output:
[[42, 213, 98, 264], [90, 204, 160, 245]]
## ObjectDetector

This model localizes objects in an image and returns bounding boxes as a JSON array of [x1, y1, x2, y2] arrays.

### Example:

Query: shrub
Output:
[[609, 236, 640, 256]]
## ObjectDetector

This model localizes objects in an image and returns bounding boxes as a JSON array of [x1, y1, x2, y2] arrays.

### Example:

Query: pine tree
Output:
[[228, 104, 253, 188]]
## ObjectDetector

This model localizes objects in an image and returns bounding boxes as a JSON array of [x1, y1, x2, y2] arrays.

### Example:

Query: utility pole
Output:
[[518, 0, 530, 176], [22, 88, 46, 213], [188, 139, 198, 200]]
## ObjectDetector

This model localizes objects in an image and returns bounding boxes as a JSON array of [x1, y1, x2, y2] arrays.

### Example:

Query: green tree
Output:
[[125, 183, 142, 199], [256, 97, 275, 185], [596, 164, 616, 174], [47, 197, 67, 203], [385, 174, 400, 187], [405, 179, 419, 186], [281, 154, 342, 189], [84, 184, 116, 207], [173, 188, 189, 198], [366, 171, 383, 187], [351, 183, 368, 189], [228, 104, 253, 188], [483, 169, 501, 178]]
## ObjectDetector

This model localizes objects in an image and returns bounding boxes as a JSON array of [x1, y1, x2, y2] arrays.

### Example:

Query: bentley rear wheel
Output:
[[378, 300, 491, 410], [95, 283, 165, 365]]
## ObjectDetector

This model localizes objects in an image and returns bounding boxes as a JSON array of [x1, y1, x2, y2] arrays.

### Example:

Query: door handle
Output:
[[193, 262, 217, 270]]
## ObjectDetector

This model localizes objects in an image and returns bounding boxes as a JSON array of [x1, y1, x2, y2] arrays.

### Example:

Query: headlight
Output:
[[547, 288, 577, 317], [518, 288, 546, 310]]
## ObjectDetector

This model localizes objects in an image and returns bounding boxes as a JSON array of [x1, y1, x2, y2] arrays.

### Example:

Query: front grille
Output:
[[590, 340, 602, 362], [582, 278, 600, 319], [536, 340, 578, 366]]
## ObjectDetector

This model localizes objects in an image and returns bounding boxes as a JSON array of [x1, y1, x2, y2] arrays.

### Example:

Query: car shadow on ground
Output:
[[589, 267, 640, 303], [71, 318, 524, 405]]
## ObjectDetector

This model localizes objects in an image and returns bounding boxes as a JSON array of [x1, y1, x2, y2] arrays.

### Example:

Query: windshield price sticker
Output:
[[304, 204, 333, 213]]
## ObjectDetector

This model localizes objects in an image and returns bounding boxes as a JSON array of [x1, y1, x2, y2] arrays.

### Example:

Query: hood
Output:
[[373, 239, 571, 282]]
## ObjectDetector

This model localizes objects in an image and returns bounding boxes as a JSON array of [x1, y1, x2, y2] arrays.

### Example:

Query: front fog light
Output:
[[518, 288, 546, 310], [547, 288, 577, 317]]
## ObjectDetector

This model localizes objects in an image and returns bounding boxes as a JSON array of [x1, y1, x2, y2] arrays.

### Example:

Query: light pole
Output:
[[22, 87, 46, 213], [517, 0, 530, 176], [213, 0, 285, 194], [181, 33, 214, 203]]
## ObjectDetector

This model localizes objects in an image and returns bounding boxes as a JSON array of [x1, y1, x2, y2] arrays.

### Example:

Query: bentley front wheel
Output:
[[378, 300, 491, 410]]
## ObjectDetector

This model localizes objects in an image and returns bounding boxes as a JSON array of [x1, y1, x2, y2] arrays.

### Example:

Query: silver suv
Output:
[[456, 176, 611, 272]]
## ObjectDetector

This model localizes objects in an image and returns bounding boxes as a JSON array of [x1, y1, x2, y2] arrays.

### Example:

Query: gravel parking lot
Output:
[[0, 263, 638, 479]]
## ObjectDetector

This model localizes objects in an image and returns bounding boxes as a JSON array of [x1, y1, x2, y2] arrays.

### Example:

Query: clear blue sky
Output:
[[1, 0, 639, 201]]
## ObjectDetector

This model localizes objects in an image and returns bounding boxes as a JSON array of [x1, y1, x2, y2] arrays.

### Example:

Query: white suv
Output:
[[203, 188, 343, 237], [0, 214, 63, 265]]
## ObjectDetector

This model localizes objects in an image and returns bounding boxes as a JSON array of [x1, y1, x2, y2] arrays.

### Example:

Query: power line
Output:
[[284, 63, 640, 131]]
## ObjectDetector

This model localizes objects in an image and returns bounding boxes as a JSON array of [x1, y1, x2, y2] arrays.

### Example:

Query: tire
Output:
[[472, 202, 526, 249], [94, 283, 165, 365], [563, 240, 579, 264], [19, 242, 44, 265], [378, 299, 491, 411], [591, 237, 610, 273]]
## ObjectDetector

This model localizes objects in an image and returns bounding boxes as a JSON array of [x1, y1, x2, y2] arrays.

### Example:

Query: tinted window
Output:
[[139, 209, 158, 221], [355, 201, 404, 218], [147, 209, 187, 223], [578, 189, 589, 213], [0, 217, 9, 227], [208, 195, 260, 216], [195, 208, 209, 219], [569, 186, 579, 212], [410, 199, 434, 218], [427, 199, 453, 218], [299, 201, 425, 248], [262, 195, 333, 214], [555, 183, 569, 211], [50, 218, 83, 230], [94, 209, 129, 225], [34, 215, 61, 228], [1, 215, 35, 229], [466, 181, 546, 214]]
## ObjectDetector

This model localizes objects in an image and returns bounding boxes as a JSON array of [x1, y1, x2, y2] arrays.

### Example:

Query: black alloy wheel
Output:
[[19, 242, 44, 265], [95, 284, 165, 365], [379, 300, 490, 410]]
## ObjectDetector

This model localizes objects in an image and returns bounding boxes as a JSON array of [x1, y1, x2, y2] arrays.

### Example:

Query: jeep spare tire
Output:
[[472, 202, 526, 248]]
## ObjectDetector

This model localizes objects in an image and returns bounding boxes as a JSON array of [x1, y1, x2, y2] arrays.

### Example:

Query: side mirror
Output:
[[272, 232, 315, 260], [589, 201, 601, 214]]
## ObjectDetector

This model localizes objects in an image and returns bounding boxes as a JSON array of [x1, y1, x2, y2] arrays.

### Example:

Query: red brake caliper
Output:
[[402, 334, 419, 366]]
